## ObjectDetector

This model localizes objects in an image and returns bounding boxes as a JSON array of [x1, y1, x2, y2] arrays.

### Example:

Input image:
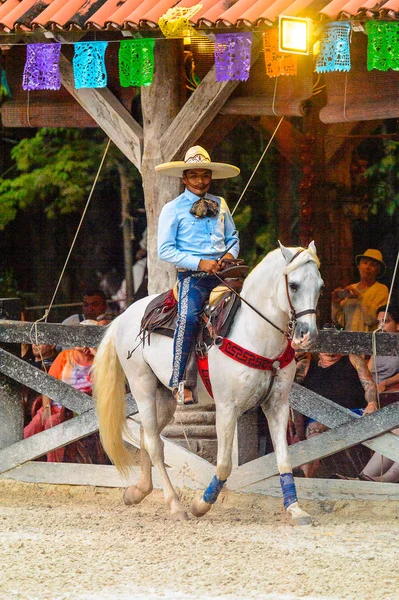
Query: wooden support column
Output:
[[0, 298, 23, 449], [141, 39, 185, 293]]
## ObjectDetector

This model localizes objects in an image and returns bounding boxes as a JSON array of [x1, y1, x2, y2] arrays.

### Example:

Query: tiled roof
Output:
[[0, 0, 397, 34]]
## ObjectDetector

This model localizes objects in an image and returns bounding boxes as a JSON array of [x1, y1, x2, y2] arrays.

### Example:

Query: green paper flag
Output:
[[119, 39, 155, 87], [366, 21, 399, 71]]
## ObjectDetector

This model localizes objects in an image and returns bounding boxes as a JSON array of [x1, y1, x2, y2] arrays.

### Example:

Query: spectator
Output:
[[24, 320, 109, 464], [62, 290, 108, 325], [25, 342, 58, 371], [368, 304, 399, 393], [331, 249, 389, 332], [23, 342, 58, 425], [338, 305, 399, 483], [293, 344, 377, 478]]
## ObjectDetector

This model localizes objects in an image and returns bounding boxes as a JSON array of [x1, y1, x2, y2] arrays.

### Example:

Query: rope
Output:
[[231, 116, 284, 216], [43, 138, 111, 323], [175, 410, 193, 452]]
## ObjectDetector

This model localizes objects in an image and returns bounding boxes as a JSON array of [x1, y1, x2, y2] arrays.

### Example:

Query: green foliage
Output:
[[365, 140, 399, 216], [0, 128, 139, 229]]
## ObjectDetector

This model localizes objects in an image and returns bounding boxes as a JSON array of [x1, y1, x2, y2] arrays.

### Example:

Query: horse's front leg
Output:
[[191, 403, 236, 518], [263, 381, 312, 526]]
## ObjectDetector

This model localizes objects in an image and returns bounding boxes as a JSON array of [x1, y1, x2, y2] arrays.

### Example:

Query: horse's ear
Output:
[[278, 240, 294, 264], [308, 240, 317, 255]]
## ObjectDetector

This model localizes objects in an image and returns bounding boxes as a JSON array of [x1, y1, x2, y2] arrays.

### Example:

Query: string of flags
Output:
[[17, 16, 399, 92]]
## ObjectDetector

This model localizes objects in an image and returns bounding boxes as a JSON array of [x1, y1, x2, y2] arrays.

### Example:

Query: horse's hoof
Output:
[[293, 515, 313, 526], [191, 496, 212, 518], [123, 486, 149, 506], [170, 510, 189, 522], [287, 502, 312, 526]]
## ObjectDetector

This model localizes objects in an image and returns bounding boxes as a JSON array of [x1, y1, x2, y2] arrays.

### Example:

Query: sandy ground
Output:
[[0, 480, 398, 600]]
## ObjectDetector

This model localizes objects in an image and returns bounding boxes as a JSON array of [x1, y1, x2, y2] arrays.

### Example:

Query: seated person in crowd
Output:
[[62, 290, 108, 325], [368, 304, 399, 393], [331, 249, 388, 332], [293, 339, 377, 478], [24, 320, 109, 464], [23, 342, 59, 425], [339, 304, 399, 483]]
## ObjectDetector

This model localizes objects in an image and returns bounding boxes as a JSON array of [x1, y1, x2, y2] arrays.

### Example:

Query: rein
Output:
[[212, 248, 316, 339]]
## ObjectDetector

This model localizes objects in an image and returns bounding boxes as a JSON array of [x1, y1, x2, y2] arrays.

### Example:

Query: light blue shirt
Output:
[[158, 188, 239, 270]]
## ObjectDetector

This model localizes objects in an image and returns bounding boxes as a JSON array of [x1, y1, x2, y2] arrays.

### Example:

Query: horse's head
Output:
[[278, 241, 324, 349]]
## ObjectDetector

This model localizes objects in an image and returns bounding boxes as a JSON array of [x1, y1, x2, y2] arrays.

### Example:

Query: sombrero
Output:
[[355, 249, 386, 275], [155, 145, 240, 179]]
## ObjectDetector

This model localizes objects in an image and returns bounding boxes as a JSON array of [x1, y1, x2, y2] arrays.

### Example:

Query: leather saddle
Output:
[[140, 260, 248, 346]]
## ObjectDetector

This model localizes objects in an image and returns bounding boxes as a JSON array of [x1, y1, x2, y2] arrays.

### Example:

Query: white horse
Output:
[[93, 242, 323, 524]]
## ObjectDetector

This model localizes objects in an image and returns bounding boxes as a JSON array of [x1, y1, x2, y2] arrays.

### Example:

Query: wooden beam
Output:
[[1, 462, 203, 491], [160, 38, 262, 162], [0, 349, 93, 413], [0, 320, 104, 347], [290, 383, 399, 461], [221, 97, 308, 117], [229, 397, 399, 490], [0, 397, 137, 475], [1, 322, 397, 356], [3, 463, 399, 501], [245, 475, 399, 501], [59, 54, 143, 170]]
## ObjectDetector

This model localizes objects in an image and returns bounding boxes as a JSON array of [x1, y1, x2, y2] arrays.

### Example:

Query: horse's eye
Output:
[[289, 282, 299, 292]]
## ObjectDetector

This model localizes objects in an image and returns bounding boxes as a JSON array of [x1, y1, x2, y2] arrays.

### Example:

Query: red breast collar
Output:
[[197, 338, 295, 399]]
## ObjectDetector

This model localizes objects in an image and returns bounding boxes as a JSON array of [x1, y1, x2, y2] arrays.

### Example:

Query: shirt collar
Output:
[[184, 188, 216, 202]]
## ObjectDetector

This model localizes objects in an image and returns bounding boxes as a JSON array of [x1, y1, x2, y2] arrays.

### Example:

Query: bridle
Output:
[[284, 249, 317, 338], [212, 248, 317, 340]]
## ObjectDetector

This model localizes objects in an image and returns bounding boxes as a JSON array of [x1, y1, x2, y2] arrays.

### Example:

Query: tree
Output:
[[0, 128, 142, 308]]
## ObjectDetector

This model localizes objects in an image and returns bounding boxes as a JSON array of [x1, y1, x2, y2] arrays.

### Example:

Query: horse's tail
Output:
[[93, 319, 135, 476]]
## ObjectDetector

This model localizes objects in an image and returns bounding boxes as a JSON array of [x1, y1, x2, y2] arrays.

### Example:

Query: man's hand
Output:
[[218, 252, 235, 270], [198, 259, 220, 274], [363, 401, 378, 415]]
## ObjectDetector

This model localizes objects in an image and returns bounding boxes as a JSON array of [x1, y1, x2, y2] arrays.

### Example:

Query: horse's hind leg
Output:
[[126, 376, 188, 521], [123, 425, 154, 506], [125, 386, 177, 506], [263, 390, 312, 526]]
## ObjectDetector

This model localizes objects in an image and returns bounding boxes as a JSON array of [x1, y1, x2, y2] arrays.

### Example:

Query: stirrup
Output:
[[173, 382, 195, 406]]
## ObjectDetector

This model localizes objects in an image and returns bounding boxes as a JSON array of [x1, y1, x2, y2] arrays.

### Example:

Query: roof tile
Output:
[[0, 0, 396, 32]]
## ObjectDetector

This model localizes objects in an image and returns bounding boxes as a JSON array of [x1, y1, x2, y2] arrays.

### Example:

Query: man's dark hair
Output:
[[377, 305, 399, 324], [83, 290, 107, 300]]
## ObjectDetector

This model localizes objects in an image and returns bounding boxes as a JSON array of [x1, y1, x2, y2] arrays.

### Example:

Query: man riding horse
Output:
[[156, 146, 240, 405]]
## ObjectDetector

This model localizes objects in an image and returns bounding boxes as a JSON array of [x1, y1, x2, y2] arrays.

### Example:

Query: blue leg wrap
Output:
[[280, 472, 298, 509], [203, 475, 226, 504]]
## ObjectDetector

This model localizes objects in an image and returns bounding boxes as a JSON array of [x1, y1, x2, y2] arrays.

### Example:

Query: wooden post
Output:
[[233, 411, 260, 466], [0, 298, 23, 449], [117, 163, 134, 307], [141, 39, 185, 294]]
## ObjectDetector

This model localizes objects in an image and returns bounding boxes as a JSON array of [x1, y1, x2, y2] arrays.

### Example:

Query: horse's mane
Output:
[[282, 246, 320, 275]]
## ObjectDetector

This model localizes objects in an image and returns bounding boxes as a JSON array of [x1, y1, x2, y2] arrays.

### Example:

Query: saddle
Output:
[[139, 260, 249, 394]]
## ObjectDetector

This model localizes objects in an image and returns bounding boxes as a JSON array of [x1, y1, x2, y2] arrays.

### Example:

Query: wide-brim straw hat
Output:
[[355, 249, 386, 275], [155, 145, 240, 179]]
